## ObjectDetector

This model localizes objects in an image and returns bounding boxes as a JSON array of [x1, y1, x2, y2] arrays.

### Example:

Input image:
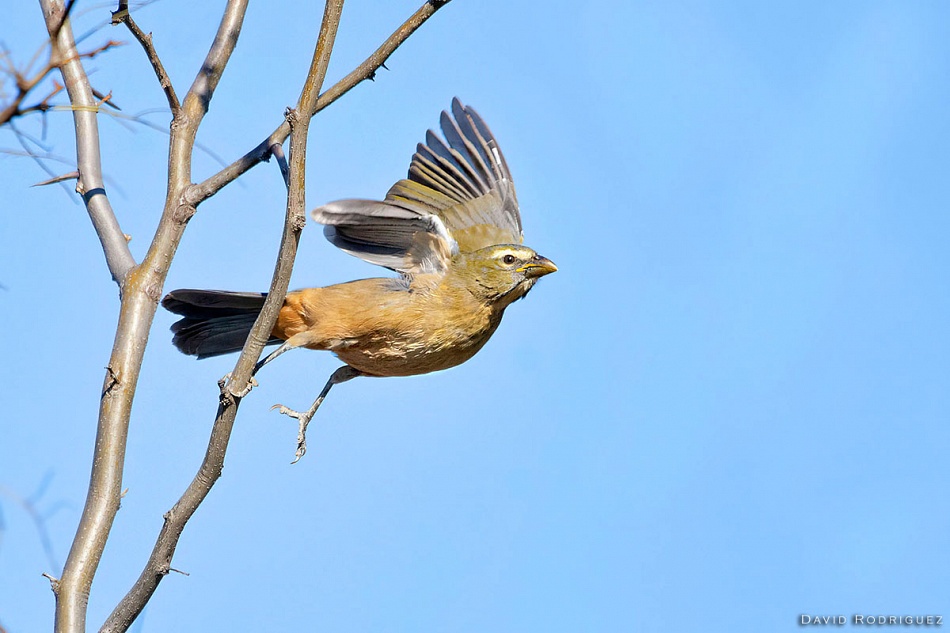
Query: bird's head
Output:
[[450, 244, 557, 308]]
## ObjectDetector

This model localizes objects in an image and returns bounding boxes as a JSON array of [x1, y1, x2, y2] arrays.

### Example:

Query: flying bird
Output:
[[163, 98, 557, 460]]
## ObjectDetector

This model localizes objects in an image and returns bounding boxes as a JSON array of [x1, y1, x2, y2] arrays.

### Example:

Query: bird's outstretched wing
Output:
[[311, 98, 523, 275]]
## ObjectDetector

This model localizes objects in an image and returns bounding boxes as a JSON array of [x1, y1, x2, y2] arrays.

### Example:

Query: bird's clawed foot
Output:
[[270, 365, 361, 464], [271, 397, 325, 464], [218, 372, 259, 398]]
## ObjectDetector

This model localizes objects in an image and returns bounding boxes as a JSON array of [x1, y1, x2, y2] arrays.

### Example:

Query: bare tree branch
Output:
[[186, 0, 452, 205], [317, 0, 449, 111], [99, 3, 345, 631], [39, 4, 140, 627], [11, 1, 452, 631], [38, 2, 134, 286], [49, 0, 249, 631]]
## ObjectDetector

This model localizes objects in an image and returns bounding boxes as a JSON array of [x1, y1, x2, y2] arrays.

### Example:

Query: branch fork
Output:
[[25, 0, 455, 631]]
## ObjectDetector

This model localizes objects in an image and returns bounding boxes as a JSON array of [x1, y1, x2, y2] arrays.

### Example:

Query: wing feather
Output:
[[420, 131, 483, 198], [409, 154, 474, 202], [313, 200, 456, 274], [310, 98, 524, 274]]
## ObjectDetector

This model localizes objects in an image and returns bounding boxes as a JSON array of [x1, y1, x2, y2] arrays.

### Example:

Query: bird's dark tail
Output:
[[162, 289, 280, 359]]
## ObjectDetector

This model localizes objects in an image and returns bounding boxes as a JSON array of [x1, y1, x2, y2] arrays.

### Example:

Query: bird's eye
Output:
[[502, 254, 516, 265]]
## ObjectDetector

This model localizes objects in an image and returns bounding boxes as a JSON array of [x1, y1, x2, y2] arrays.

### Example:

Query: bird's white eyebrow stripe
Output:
[[494, 246, 526, 259]]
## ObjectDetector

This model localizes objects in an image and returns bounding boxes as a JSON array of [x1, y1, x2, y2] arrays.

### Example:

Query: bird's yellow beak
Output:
[[519, 255, 558, 278]]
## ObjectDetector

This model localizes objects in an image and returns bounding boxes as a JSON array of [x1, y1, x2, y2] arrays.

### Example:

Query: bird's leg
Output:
[[219, 340, 298, 398], [272, 365, 362, 463]]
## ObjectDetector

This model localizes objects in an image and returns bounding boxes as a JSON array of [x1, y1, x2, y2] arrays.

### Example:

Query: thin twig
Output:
[[33, 170, 79, 186], [315, 0, 449, 114], [0, 39, 120, 125], [112, 7, 180, 113], [186, 0, 452, 205]]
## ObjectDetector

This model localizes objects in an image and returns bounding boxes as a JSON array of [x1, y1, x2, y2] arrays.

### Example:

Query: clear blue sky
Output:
[[2, 1, 949, 631]]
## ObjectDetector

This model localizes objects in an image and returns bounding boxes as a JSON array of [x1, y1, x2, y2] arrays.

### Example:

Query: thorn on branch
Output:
[[42, 572, 61, 593], [92, 88, 121, 110], [93, 90, 114, 108], [32, 171, 78, 187], [169, 567, 190, 577], [103, 365, 121, 398]]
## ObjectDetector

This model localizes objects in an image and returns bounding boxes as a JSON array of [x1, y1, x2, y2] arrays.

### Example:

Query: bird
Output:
[[162, 98, 557, 461]]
